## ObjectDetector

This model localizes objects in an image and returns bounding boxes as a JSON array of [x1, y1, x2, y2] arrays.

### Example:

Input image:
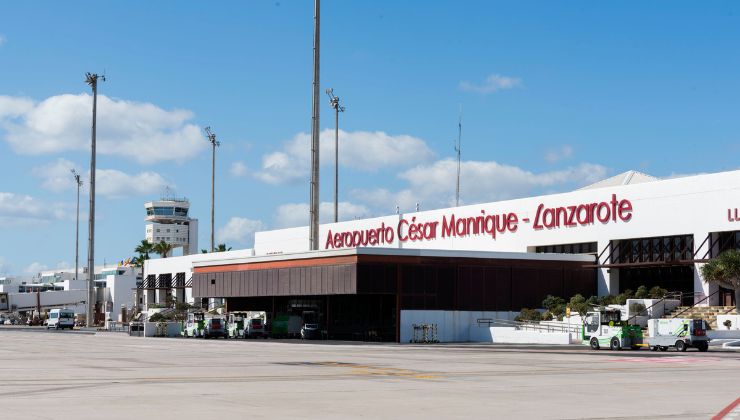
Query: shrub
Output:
[[634, 285, 649, 299], [629, 303, 646, 315], [724, 319, 733, 329], [648, 286, 668, 299], [569, 294, 591, 317], [542, 295, 566, 318], [149, 312, 168, 322], [515, 308, 543, 322]]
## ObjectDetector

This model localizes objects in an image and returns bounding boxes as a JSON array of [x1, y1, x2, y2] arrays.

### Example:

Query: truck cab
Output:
[[183, 311, 205, 338], [227, 312, 248, 338], [203, 316, 228, 339], [583, 308, 643, 350]]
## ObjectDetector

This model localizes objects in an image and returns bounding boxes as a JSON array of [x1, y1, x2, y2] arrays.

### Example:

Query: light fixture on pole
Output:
[[85, 72, 104, 327], [204, 126, 220, 253], [325, 88, 344, 223], [71, 169, 83, 282], [309, 0, 321, 250]]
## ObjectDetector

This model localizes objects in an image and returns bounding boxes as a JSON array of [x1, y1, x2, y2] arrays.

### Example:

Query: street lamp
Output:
[[204, 126, 220, 253], [85, 72, 104, 327], [71, 169, 82, 282], [325, 88, 344, 223]]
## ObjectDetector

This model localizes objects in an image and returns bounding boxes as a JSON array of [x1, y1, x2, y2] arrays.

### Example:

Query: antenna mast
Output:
[[326, 88, 344, 224], [205, 126, 220, 253]]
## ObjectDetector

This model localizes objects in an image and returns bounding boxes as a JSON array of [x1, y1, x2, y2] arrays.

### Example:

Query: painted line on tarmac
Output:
[[713, 397, 740, 420], [606, 356, 726, 364]]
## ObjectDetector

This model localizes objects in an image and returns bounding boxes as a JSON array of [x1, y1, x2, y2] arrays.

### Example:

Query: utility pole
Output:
[[455, 106, 462, 207], [309, 0, 321, 250], [71, 169, 82, 282], [85, 72, 104, 327], [326, 88, 344, 223], [204, 127, 220, 253]]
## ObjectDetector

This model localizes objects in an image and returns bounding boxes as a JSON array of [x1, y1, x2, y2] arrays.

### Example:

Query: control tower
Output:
[[144, 195, 198, 256]]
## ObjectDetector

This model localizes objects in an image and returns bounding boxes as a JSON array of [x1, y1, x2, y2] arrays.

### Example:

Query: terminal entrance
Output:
[[618, 266, 694, 302]]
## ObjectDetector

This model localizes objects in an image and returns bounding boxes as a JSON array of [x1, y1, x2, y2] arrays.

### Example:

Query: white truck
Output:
[[583, 308, 643, 350], [646, 318, 709, 352], [46, 308, 75, 330]]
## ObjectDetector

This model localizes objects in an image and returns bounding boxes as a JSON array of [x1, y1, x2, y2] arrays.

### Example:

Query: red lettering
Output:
[[397, 219, 409, 242], [597, 202, 610, 223], [325, 230, 335, 249], [442, 215, 455, 237], [618, 199, 633, 222], [576, 204, 590, 225], [610, 194, 619, 222], [507, 213, 518, 233], [533, 204, 544, 229]]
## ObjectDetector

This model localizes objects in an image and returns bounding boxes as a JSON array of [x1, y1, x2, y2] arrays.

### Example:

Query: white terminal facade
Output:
[[254, 170, 740, 306]]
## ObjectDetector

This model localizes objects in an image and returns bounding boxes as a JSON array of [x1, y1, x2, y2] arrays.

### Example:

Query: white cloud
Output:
[[352, 159, 609, 212], [459, 74, 522, 94], [230, 161, 248, 177], [0, 35, 5, 46], [96, 168, 169, 199], [217, 217, 265, 246], [545, 145, 574, 163], [0, 93, 206, 164], [0, 192, 70, 225], [255, 129, 434, 185], [32, 158, 170, 198], [56, 261, 71, 270], [24, 262, 48, 275], [274, 201, 372, 228]]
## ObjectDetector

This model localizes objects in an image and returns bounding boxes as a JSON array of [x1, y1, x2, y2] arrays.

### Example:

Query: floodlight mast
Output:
[[455, 106, 462, 207], [309, 0, 321, 250], [204, 126, 220, 253], [85, 72, 104, 327], [326, 88, 344, 223], [71, 169, 83, 283]]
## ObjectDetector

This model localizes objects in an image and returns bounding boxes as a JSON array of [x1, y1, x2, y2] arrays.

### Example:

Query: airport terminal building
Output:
[[148, 169, 740, 341]]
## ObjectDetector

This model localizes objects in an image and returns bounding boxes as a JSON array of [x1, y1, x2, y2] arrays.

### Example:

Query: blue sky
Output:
[[1, 1, 738, 276]]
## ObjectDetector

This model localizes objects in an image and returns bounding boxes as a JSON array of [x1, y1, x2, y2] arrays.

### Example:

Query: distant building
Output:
[[145, 197, 198, 256]]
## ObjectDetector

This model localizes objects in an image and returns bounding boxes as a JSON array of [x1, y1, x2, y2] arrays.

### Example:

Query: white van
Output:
[[46, 309, 75, 330]]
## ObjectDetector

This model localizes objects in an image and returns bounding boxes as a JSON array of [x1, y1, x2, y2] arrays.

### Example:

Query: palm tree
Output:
[[701, 249, 740, 313], [134, 240, 154, 260], [215, 244, 232, 252], [153, 240, 174, 258]]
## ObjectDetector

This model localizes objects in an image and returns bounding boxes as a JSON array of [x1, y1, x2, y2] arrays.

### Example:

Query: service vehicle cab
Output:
[[203, 316, 228, 339], [183, 311, 205, 338], [647, 318, 709, 352], [583, 308, 643, 350], [47, 308, 75, 330], [227, 311, 248, 338]]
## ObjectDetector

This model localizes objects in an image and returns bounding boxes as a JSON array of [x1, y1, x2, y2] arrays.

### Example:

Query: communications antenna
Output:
[[71, 169, 83, 283]]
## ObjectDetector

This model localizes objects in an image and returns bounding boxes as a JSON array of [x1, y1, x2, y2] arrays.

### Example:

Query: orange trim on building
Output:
[[193, 255, 359, 274]]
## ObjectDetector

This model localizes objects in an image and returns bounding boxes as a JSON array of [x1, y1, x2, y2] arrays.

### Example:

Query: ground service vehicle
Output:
[[204, 316, 228, 339], [272, 314, 302, 338], [647, 318, 709, 352], [245, 311, 266, 338], [46, 309, 75, 330], [301, 323, 320, 340], [183, 312, 205, 338], [583, 308, 643, 350], [227, 312, 248, 338]]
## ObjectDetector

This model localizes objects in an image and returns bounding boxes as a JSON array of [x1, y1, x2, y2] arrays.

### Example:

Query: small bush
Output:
[[629, 303, 646, 315], [648, 286, 668, 299], [724, 319, 733, 329], [634, 285, 649, 299], [515, 308, 543, 322]]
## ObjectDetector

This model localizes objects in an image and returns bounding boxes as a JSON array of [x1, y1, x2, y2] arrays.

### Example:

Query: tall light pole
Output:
[[455, 106, 462, 207], [85, 72, 104, 327], [309, 0, 321, 250], [326, 88, 344, 223], [204, 127, 220, 253], [71, 169, 82, 282]]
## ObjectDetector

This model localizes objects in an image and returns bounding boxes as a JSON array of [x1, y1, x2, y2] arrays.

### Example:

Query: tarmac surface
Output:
[[1, 328, 739, 419]]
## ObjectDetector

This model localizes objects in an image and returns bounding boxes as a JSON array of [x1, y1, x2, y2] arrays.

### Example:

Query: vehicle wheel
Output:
[[650, 346, 658, 351], [675, 340, 687, 352], [659, 346, 668, 352], [610, 337, 621, 351], [697, 342, 708, 352], [590, 337, 600, 350]]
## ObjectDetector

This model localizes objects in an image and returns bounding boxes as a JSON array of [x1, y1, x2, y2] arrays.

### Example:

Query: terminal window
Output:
[[535, 242, 597, 254]]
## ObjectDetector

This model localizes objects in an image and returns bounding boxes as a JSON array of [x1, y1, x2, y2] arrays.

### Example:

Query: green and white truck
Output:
[[646, 318, 709, 352], [583, 308, 643, 350], [227, 311, 248, 338], [183, 311, 205, 338]]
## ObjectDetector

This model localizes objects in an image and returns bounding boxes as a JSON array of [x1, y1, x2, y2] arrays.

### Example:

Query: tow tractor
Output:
[[583, 308, 643, 350], [227, 311, 248, 338], [183, 311, 205, 338]]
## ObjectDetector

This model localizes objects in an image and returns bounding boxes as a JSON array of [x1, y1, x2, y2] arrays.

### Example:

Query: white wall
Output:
[[490, 327, 572, 345], [400, 310, 518, 343], [256, 170, 740, 298]]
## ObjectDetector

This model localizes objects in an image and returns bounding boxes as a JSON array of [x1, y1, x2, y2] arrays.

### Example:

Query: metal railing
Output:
[[671, 289, 720, 319], [477, 318, 582, 335]]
